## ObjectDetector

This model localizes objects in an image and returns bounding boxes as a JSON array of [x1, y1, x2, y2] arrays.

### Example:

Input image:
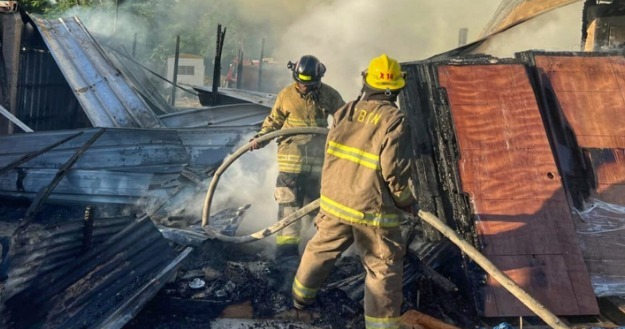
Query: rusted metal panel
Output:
[[1, 215, 189, 329], [437, 62, 597, 316], [1, 12, 23, 135], [0, 214, 135, 298]]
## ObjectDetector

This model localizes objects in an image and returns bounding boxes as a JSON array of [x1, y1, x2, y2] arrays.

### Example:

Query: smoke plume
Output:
[[55, 0, 590, 241]]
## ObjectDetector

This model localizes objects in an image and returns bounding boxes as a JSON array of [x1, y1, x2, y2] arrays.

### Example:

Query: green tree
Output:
[[17, 0, 51, 14]]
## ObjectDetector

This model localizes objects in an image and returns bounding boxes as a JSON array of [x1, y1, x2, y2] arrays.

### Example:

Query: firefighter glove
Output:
[[399, 203, 419, 217], [249, 134, 268, 151]]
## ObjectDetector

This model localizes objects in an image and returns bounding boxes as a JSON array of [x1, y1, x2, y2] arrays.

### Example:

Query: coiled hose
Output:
[[201, 127, 329, 243]]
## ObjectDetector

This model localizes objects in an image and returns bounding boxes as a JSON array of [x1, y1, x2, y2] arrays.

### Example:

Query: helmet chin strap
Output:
[[296, 81, 320, 95]]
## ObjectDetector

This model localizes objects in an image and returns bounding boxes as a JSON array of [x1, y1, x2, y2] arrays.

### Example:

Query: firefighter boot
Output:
[[273, 244, 300, 293], [275, 243, 299, 260]]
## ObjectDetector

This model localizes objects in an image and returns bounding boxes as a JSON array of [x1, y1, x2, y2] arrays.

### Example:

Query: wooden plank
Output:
[[437, 62, 598, 316], [400, 310, 460, 329], [219, 301, 254, 319]]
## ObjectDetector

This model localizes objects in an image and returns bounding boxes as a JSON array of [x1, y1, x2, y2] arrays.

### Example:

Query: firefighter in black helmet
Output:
[[290, 55, 326, 94], [250, 55, 345, 262]]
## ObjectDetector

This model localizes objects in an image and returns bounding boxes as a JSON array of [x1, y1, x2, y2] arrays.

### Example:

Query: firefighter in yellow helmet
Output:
[[249, 55, 345, 261], [291, 54, 416, 329]]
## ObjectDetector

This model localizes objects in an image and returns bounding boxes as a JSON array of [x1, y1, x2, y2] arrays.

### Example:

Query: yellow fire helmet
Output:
[[364, 54, 405, 91]]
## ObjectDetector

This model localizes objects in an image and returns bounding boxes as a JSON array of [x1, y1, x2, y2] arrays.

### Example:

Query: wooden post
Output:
[[211, 24, 226, 106], [170, 35, 180, 107], [258, 38, 265, 91], [132, 32, 137, 58], [236, 49, 243, 89], [1, 12, 23, 135]]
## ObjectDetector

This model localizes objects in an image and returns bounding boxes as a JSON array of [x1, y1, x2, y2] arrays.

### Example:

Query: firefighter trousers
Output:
[[292, 213, 405, 329], [274, 171, 321, 258]]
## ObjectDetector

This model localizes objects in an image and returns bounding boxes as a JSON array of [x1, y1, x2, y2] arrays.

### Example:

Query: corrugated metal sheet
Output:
[[15, 19, 90, 132], [0, 126, 255, 204], [31, 16, 162, 128], [159, 103, 269, 128], [0, 127, 251, 170], [106, 46, 174, 115], [1, 215, 189, 329], [0, 214, 135, 299], [193, 86, 277, 107]]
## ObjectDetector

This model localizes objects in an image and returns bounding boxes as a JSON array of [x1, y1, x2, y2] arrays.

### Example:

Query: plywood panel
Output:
[[458, 148, 563, 202], [533, 54, 625, 304], [484, 255, 580, 316], [438, 63, 598, 316], [476, 199, 566, 255], [534, 55, 625, 149]]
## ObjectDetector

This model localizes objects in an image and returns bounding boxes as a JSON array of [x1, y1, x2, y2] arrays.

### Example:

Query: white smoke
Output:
[[53, 0, 590, 243], [269, 0, 502, 99], [211, 133, 279, 235], [61, 0, 502, 98]]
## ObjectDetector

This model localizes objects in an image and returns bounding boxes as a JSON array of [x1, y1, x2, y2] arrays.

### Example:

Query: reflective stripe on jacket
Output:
[[257, 83, 345, 173], [320, 99, 415, 227]]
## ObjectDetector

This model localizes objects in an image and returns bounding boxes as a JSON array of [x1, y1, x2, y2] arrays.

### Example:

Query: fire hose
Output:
[[199, 127, 569, 328], [201, 127, 328, 243]]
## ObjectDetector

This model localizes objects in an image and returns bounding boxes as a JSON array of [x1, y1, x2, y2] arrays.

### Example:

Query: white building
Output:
[[166, 54, 205, 87]]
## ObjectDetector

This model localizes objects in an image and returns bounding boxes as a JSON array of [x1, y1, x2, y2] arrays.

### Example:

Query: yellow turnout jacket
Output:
[[258, 82, 345, 173], [319, 99, 415, 228]]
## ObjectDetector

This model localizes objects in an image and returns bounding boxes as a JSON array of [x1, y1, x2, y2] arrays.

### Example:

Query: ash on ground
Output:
[[123, 236, 482, 329]]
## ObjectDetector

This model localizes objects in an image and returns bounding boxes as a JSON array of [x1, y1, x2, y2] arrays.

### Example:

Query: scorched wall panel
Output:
[[437, 63, 598, 316]]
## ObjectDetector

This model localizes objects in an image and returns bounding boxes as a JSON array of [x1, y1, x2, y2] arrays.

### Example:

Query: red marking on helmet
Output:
[[379, 72, 393, 80]]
